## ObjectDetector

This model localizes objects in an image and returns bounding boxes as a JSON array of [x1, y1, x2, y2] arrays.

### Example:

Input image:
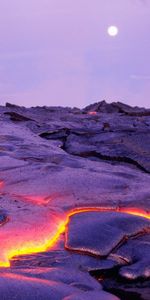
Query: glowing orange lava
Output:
[[88, 111, 97, 115], [0, 220, 66, 268], [0, 206, 149, 268], [118, 207, 150, 219]]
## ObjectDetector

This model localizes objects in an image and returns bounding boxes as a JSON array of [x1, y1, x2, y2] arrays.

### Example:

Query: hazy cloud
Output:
[[130, 74, 150, 80]]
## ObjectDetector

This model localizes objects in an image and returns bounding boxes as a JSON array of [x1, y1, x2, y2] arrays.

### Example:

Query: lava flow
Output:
[[0, 206, 149, 268]]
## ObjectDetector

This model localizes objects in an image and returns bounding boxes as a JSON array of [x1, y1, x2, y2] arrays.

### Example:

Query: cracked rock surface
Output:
[[65, 211, 150, 258], [0, 101, 149, 299]]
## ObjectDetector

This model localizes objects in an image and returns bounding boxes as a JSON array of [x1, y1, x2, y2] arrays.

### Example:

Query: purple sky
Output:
[[0, 0, 150, 108]]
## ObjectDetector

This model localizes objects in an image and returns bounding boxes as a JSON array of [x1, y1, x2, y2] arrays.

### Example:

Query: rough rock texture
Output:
[[0, 101, 149, 299], [0, 211, 8, 226], [65, 211, 150, 257], [112, 234, 150, 279]]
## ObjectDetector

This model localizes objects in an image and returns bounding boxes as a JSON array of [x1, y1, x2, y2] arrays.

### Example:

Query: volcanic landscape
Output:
[[0, 100, 149, 300]]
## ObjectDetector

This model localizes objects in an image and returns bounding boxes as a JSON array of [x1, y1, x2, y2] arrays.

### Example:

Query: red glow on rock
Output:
[[88, 111, 97, 115], [0, 181, 4, 188], [22, 195, 51, 205]]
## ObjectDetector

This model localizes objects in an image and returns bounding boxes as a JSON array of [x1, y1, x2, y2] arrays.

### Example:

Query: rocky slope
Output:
[[0, 100, 149, 299]]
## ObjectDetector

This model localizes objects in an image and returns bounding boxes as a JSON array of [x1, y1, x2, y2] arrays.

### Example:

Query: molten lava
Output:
[[0, 205, 149, 268], [88, 111, 97, 115], [0, 220, 66, 268]]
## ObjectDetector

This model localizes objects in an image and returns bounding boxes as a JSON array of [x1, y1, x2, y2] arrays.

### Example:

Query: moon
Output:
[[107, 26, 119, 37]]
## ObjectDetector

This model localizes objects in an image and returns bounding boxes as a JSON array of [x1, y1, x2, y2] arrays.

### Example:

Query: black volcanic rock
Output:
[[65, 211, 150, 257], [62, 130, 150, 172], [83, 100, 120, 113], [63, 290, 119, 300], [83, 100, 150, 116], [111, 234, 150, 280], [0, 100, 149, 300], [0, 211, 8, 226], [4, 111, 33, 122], [5, 102, 23, 109]]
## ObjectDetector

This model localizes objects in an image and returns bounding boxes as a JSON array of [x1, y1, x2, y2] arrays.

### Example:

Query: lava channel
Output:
[[0, 206, 149, 268]]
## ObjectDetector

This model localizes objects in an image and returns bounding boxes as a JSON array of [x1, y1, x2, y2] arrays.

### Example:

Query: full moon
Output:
[[107, 26, 119, 37]]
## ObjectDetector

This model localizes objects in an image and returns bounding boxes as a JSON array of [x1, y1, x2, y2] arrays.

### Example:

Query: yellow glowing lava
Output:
[[0, 221, 66, 268], [0, 206, 149, 268], [118, 207, 150, 219]]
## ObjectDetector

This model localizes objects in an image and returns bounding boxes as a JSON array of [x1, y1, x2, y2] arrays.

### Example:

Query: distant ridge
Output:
[[83, 100, 150, 116]]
